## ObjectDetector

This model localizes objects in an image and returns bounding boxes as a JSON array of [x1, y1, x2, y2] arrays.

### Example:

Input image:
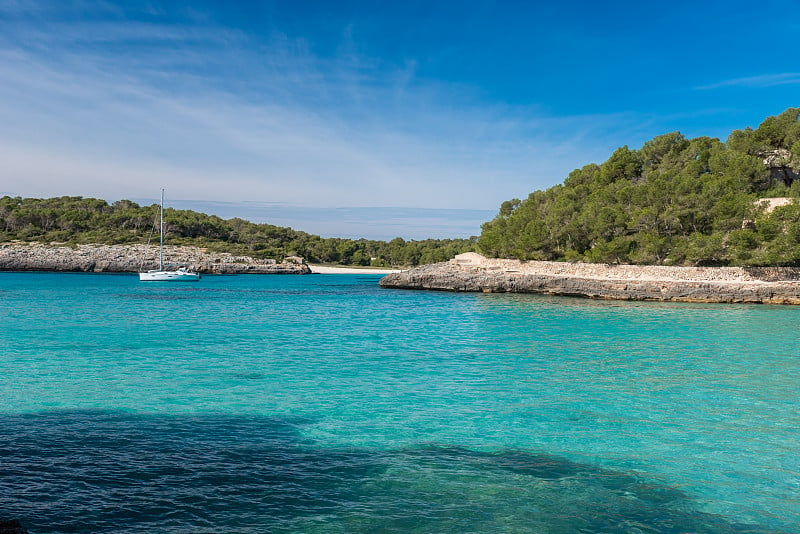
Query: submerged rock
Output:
[[379, 253, 800, 304]]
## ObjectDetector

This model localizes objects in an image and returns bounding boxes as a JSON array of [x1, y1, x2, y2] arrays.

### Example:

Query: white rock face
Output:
[[755, 197, 793, 213], [451, 252, 488, 266], [0, 243, 311, 274], [381, 255, 800, 304], [761, 148, 793, 167]]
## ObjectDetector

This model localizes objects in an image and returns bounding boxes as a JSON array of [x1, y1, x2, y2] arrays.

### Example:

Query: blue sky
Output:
[[0, 0, 798, 239]]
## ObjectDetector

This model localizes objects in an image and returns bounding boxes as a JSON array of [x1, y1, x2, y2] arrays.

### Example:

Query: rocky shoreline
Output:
[[379, 253, 800, 304], [0, 243, 311, 274]]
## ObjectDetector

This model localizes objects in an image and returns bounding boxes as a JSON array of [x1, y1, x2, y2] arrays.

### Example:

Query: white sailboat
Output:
[[139, 189, 201, 281]]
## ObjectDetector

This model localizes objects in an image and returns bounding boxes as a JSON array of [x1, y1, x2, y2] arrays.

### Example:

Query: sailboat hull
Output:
[[139, 270, 201, 281]]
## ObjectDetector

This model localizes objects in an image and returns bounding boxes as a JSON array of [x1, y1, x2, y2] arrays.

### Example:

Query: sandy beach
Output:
[[308, 265, 403, 274]]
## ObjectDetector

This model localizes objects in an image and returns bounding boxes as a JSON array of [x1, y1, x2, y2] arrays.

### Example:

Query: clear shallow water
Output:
[[0, 272, 798, 533]]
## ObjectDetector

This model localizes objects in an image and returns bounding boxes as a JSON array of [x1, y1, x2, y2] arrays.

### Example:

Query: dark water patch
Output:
[[0, 411, 372, 533], [0, 411, 787, 533], [0, 519, 27, 533], [388, 446, 730, 533], [230, 371, 267, 380]]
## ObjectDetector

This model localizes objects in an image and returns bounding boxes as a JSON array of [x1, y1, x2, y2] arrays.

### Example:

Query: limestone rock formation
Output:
[[379, 253, 800, 304], [0, 243, 311, 274], [761, 148, 800, 186]]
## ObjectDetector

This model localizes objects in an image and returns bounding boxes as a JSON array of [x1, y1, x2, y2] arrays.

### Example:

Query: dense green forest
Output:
[[0, 196, 474, 267], [478, 108, 800, 266]]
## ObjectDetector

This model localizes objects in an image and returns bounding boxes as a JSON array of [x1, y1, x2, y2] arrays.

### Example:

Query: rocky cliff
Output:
[[379, 253, 800, 304], [0, 243, 311, 274]]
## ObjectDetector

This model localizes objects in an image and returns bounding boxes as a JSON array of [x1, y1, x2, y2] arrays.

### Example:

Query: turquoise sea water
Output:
[[0, 272, 798, 533]]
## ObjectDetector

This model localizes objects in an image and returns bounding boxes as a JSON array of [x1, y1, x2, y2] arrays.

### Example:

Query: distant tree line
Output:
[[478, 108, 800, 266], [0, 196, 475, 267]]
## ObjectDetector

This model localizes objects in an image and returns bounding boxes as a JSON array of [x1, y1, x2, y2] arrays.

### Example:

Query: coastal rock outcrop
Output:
[[0, 243, 311, 274], [379, 253, 800, 304]]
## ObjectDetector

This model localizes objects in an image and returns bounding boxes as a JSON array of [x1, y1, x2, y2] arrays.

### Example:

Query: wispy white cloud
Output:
[[697, 73, 800, 90], [0, 6, 640, 217]]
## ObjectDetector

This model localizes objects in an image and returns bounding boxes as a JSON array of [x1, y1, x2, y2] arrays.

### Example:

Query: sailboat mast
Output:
[[159, 188, 164, 271]]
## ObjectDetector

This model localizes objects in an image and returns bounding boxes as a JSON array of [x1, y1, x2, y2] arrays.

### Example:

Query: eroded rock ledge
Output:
[[379, 253, 800, 304], [0, 243, 311, 274]]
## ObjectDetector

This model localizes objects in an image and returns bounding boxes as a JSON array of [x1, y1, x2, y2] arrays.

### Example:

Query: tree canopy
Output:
[[478, 108, 800, 266]]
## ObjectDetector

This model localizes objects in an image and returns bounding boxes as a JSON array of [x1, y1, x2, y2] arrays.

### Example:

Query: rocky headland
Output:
[[0, 243, 311, 274], [379, 252, 800, 304]]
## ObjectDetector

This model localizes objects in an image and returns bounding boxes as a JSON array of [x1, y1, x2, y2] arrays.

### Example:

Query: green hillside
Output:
[[0, 196, 474, 267], [478, 108, 800, 266]]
